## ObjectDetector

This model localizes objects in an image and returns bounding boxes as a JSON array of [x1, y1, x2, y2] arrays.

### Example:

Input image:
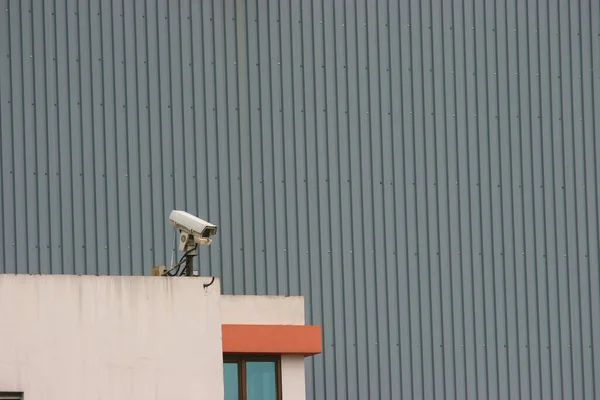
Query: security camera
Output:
[[169, 210, 217, 249]]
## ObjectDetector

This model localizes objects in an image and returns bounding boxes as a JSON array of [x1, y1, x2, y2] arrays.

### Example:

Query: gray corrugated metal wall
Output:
[[1, 0, 599, 398]]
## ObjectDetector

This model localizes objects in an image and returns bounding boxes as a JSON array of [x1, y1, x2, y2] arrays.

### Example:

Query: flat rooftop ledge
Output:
[[220, 294, 305, 325]]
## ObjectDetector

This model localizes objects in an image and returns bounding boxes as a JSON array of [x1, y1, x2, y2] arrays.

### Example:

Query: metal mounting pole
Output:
[[185, 251, 194, 276], [185, 255, 194, 276], [183, 236, 197, 276]]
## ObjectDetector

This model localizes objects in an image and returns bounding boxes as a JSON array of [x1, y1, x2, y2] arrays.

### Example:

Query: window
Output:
[[0, 393, 23, 400], [223, 356, 282, 400]]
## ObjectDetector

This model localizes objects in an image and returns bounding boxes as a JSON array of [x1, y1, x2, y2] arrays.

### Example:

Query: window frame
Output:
[[223, 355, 282, 400], [0, 393, 23, 400]]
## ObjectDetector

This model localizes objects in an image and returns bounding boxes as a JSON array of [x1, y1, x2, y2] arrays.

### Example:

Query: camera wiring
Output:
[[162, 247, 196, 276], [164, 254, 186, 276], [169, 228, 177, 271]]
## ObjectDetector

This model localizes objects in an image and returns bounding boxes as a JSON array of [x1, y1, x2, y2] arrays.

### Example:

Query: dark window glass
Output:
[[246, 361, 277, 400], [223, 362, 240, 400]]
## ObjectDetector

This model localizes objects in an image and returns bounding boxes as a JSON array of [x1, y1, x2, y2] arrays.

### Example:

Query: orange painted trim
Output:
[[222, 324, 322, 356]]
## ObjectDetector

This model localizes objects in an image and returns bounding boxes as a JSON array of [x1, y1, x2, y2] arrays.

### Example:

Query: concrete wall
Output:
[[0, 275, 223, 400], [221, 295, 306, 400]]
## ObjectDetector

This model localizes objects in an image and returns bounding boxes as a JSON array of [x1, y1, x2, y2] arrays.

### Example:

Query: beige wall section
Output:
[[281, 356, 307, 400], [0, 274, 223, 400], [221, 295, 308, 400], [220, 295, 305, 325]]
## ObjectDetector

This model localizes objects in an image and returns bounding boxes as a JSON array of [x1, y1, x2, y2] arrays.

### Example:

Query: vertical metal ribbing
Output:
[[1, 1, 599, 398], [0, 0, 5, 274], [587, 1, 599, 398]]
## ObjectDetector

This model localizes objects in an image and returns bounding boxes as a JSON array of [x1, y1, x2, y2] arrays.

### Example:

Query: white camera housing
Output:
[[169, 210, 217, 249]]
